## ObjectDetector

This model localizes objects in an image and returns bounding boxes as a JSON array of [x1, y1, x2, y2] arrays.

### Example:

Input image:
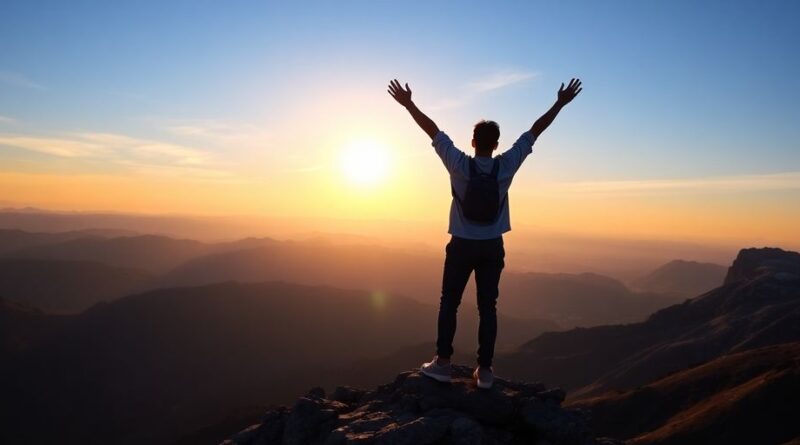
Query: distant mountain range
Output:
[[0, 258, 151, 312], [500, 271, 680, 326], [0, 228, 692, 326], [153, 239, 685, 327], [497, 247, 800, 400], [0, 281, 555, 445], [2, 224, 788, 444], [0, 232, 796, 444], [209, 247, 800, 445], [0, 227, 135, 255], [3, 232, 277, 272], [631, 259, 727, 298]]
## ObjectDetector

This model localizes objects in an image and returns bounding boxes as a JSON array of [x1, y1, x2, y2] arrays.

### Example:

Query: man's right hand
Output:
[[388, 79, 413, 108], [556, 78, 582, 106]]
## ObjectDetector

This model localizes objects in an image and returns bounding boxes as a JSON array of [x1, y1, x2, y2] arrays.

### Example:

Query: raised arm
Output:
[[530, 78, 582, 139], [388, 79, 439, 139]]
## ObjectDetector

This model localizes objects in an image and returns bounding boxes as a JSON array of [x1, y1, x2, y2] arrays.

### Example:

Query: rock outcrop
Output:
[[724, 247, 800, 285], [222, 365, 619, 445]]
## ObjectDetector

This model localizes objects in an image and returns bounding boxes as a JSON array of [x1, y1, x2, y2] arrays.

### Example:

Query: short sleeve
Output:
[[497, 131, 536, 179], [431, 131, 470, 178]]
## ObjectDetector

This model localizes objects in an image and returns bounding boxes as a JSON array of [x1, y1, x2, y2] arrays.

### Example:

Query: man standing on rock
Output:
[[388, 77, 582, 389]]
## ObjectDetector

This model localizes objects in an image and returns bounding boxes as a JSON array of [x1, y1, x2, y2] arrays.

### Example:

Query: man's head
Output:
[[472, 120, 500, 156]]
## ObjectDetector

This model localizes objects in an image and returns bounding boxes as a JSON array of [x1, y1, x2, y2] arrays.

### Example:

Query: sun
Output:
[[339, 139, 391, 186]]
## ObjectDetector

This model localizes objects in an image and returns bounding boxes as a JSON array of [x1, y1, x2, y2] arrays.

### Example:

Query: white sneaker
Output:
[[473, 366, 494, 389], [420, 356, 452, 383]]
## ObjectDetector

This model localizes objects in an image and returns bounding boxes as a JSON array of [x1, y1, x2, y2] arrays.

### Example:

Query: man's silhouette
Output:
[[388, 77, 582, 388]]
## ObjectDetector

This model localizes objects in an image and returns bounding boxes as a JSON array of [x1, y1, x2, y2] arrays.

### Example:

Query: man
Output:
[[387, 77, 582, 389]]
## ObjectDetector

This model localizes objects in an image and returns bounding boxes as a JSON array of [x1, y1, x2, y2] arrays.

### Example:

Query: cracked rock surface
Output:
[[222, 365, 620, 445]]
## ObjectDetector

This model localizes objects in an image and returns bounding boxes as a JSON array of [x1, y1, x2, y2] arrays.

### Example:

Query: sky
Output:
[[0, 0, 798, 246]]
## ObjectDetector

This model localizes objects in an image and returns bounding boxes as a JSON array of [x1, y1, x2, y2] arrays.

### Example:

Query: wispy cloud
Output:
[[467, 70, 537, 93], [0, 135, 106, 157], [0, 70, 45, 90], [548, 171, 800, 195], [430, 69, 537, 110], [428, 97, 471, 111], [75, 132, 214, 166], [113, 160, 234, 180], [163, 119, 271, 148], [0, 131, 230, 179]]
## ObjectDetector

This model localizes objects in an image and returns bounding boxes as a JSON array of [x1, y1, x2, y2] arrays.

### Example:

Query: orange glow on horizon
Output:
[[1, 169, 798, 250]]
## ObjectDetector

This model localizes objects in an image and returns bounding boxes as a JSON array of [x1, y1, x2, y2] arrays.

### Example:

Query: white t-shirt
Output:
[[431, 130, 536, 240]]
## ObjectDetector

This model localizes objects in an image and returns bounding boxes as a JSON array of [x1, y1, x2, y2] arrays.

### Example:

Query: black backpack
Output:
[[453, 157, 503, 225]]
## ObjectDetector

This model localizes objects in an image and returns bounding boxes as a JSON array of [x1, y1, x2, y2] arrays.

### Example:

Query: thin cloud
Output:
[[428, 97, 470, 111], [430, 69, 537, 110], [0, 135, 106, 157], [163, 119, 271, 148], [467, 70, 537, 93], [0, 130, 226, 177], [0, 70, 45, 90], [113, 159, 234, 180], [76, 132, 214, 166], [549, 171, 800, 195]]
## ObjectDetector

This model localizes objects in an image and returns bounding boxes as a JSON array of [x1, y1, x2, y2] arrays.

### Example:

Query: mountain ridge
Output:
[[631, 259, 726, 298], [570, 342, 800, 445], [496, 246, 800, 398]]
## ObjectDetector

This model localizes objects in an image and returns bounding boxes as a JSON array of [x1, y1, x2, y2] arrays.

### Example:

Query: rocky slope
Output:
[[222, 365, 620, 445], [570, 342, 800, 445], [497, 247, 800, 398]]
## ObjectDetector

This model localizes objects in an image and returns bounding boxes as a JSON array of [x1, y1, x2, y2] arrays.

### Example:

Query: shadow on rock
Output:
[[222, 365, 622, 445]]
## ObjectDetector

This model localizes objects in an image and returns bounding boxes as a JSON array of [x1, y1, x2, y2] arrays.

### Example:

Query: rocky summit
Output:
[[222, 365, 619, 445]]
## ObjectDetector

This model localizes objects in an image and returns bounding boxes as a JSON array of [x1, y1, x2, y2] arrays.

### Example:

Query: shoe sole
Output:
[[420, 368, 451, 383]]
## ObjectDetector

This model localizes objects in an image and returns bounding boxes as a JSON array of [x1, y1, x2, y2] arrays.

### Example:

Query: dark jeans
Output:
[[436, 235, 505, 368]]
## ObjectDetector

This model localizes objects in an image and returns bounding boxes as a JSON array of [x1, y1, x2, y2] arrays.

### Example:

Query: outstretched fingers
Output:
[[389, 79, 406, 95], [388, 78, 412, 104]]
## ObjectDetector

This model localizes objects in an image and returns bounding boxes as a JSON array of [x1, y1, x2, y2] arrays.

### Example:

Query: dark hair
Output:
[[473, 120, 500, 152]]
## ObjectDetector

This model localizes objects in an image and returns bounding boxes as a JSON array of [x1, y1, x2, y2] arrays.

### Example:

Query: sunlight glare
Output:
[[340, 139, 391, 186]]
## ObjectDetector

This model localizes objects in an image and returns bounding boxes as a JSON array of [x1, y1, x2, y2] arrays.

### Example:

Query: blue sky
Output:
[[0, 0, 798, 241]]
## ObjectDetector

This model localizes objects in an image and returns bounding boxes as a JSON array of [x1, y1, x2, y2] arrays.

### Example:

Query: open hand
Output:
[[557, 78, 582, 106], [388, 79, 413, 108]]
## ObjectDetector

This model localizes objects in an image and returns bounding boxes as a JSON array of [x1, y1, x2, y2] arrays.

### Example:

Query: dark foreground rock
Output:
[[222, 365, 621, 445]]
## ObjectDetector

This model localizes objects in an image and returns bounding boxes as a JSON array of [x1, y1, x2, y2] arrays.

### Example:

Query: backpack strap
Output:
[[452, 158, 474, 204], [468, 157, 478, 177], [490, 157, 500, 178]]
